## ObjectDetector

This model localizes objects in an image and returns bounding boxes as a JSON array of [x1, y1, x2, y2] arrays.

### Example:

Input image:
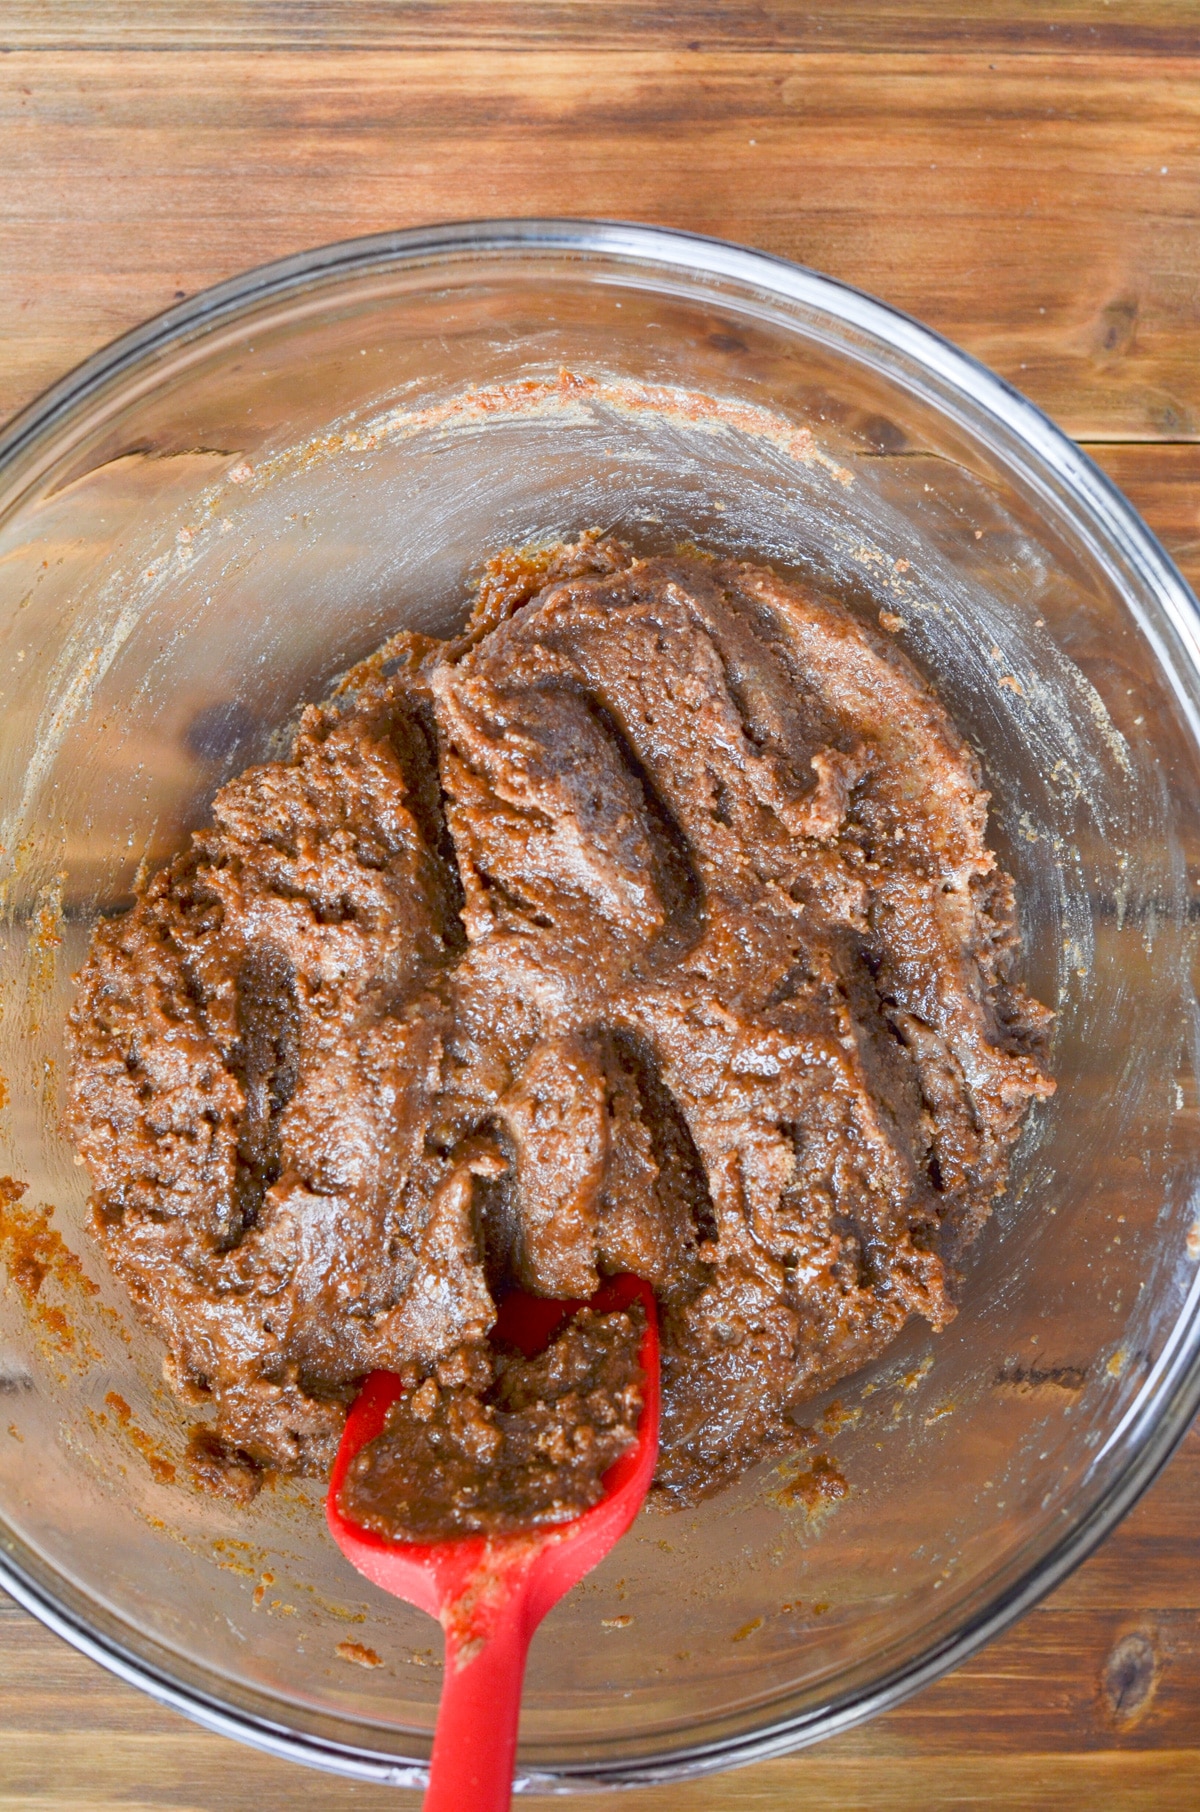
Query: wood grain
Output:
[[1, 34, 1198, 438], [1091, 444, 1200, 594], [5, 1, 1200, 55], [2, 6, 1200, 1807]]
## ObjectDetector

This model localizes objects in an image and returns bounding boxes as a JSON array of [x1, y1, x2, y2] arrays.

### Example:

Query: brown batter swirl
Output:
[[66, 537, 1053, 1504]]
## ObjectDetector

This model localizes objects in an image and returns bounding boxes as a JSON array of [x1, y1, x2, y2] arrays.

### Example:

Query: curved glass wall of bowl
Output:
[[0, 222, 1197, 1789]]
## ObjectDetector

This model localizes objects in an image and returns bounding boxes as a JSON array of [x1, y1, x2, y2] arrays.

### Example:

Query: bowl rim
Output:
[[2, 215, 1200, 1791]]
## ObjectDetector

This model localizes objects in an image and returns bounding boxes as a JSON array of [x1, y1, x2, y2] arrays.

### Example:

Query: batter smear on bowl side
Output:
[[66, 536, 1053, 1512]]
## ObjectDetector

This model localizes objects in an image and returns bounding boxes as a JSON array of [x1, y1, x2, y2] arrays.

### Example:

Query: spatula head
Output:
[[325, 1274, 659, 1639]]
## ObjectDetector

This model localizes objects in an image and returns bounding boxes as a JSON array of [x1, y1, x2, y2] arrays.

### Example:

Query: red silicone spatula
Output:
[[326, 1273, 659, 1812]]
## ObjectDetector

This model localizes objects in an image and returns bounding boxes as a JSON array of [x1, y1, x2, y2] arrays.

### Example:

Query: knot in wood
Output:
[[1102, 1629, 1158, 1724]]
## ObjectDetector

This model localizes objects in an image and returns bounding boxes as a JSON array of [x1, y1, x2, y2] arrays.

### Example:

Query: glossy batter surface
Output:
[[340, 1304, 645, 1540], [67, 538, 1053, 1504]]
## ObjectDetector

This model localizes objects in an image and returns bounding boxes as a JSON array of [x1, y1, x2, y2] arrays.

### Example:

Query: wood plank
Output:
[[2, 1726, 1200, 1812], [1089, 442, 1200, 599], [1, 47, 1197, 440], [4, 1, 1200, 57]]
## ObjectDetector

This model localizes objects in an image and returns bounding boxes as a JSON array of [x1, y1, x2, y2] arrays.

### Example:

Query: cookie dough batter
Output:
[[67, 537, 1053, 1506], [340, 1303, 645, 1540]]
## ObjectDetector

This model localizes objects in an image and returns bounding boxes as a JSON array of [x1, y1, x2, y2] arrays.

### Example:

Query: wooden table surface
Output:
[[3, 4, 1200, 1807]]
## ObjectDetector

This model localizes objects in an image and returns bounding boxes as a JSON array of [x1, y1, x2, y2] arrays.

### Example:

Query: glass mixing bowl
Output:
[[0, 220, 1198, 1794]]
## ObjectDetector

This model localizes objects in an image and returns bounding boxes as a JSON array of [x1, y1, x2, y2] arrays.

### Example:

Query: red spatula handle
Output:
[[425, 1596, 530, 1812], [326, 1276, 659, 1812]]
